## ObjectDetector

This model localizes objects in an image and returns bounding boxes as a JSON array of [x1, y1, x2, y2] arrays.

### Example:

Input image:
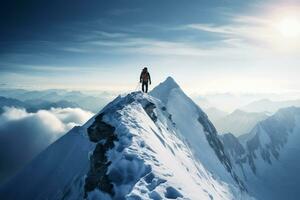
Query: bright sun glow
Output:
[[276, 16, 300, 38]]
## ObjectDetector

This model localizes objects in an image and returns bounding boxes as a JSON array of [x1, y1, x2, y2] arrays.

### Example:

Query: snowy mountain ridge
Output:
[[222, 106, 300, 200], [0, 77, 254, 200]]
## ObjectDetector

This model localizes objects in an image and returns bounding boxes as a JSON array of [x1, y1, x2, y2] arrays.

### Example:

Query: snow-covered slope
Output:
[[0, 77, 253, 200], [222, 107, 300, 200], [0, 125, 94, 199], [150, 77, 246, 191]]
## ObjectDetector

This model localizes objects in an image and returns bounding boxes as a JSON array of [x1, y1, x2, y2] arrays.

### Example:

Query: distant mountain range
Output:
[[204, 107, 228, 121], [222, 106, 300, 200], [204, 98, 300, 137], [0, 96, 79, 113], [241, 99, 300, 113], [0, 89, 115, 112], [214, 109, 269, 136]]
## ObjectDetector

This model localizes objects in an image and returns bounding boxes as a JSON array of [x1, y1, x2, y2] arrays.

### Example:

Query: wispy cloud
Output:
[[59, 25, 256, 58], [61, 47, 90, 53], [186, 24, 236, 35], [107, 8, 141, 16], [0, 106, 93, 182], [72, 36, 234, 57], [185, 12, 300, 51], [59, 10, 294, 58]]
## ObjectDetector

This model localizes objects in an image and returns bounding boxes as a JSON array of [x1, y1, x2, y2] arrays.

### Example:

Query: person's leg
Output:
[[145, 82, 148, 93], [142, 82, 145, 92]]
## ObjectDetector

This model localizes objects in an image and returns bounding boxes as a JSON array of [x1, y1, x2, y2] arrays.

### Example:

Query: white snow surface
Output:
[[0, 77, 254, 200]]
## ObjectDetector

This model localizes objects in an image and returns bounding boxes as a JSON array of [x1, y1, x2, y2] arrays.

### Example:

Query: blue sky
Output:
[[1, 0, 300, 94]]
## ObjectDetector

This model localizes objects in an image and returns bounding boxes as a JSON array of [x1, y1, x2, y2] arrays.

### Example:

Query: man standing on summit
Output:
[[140, 67, 151, 93]]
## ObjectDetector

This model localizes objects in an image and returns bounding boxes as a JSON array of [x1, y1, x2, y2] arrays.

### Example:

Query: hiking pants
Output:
[[142, 81, 148, 93]]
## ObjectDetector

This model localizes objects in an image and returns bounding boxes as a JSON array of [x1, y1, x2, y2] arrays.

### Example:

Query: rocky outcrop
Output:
[[198, 112, 247, 191], [84, 93, 160, 198], [84, 113, 118, 198], [222, 133, 246, 158], [144, 102, 157, 122]]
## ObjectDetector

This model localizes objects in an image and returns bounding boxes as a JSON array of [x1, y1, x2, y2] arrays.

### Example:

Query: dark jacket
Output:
[[140, 71, 151, 83]]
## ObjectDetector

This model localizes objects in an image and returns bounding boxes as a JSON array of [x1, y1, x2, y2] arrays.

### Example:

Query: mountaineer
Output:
[[139, 67, 151, 93]]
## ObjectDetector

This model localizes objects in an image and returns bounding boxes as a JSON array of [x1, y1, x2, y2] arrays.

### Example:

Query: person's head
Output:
[[143, 67, 148, 72]]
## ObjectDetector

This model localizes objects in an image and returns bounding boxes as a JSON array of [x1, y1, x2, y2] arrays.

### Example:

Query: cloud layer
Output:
[[0, 107, 94, 184]]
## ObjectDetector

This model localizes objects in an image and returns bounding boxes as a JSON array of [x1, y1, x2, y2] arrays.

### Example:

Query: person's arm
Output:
[[140, 72, 142, 83], [148, 72, 151, 84]]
